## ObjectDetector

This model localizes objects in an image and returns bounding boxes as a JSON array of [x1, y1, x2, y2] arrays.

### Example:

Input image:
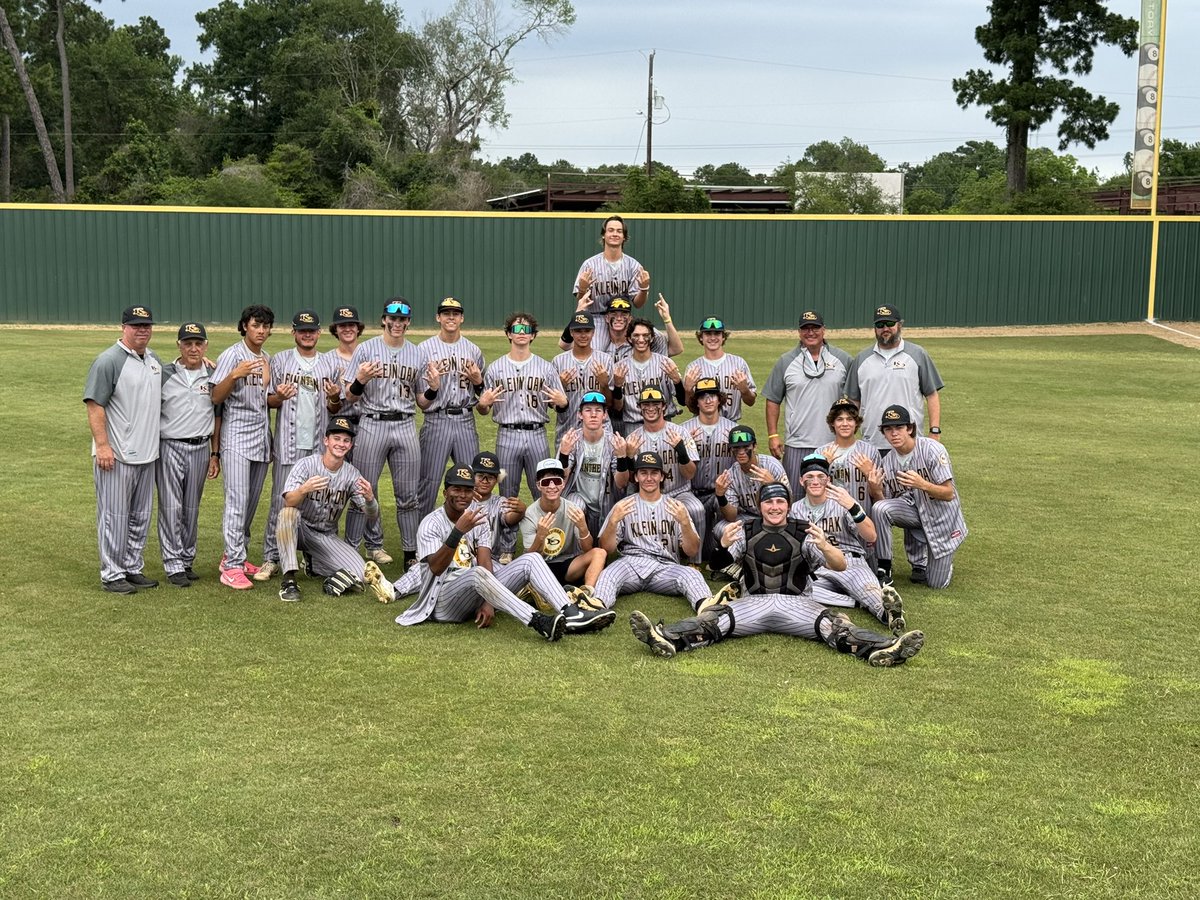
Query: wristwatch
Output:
[[929, 426, 941, 435]]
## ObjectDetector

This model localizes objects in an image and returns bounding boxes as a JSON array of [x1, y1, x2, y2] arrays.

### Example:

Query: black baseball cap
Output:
[[177, 322, 207, 341], [759, 482, 791, 504], [472, 451, 500, 475], [326, 416, 357, 437], [880, 404, 913, 427], [729, 426, 756, 447], [800, 454, 830, 478], [874, 304, 902, 324], [829, 396, 859, 416], [638, 386, 666, 404], [699, 316, 726, 332], [383, 297, 412, 317], [569, 313, 594, 331], [799, 310, 824, 327], [330, 306, 362, 327], [292, 309, 320, 330], [438, 297, 464, 314], [693, 377, 721, 396], [122, 305, 155, 325], [634, 451, 664, 471], [608, 297, 633, 313], [444, 465, 475, 487]]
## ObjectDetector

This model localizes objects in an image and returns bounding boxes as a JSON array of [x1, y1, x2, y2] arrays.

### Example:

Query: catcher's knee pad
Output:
[[322, 569, 362, 597], [661, 604, 735, 651]]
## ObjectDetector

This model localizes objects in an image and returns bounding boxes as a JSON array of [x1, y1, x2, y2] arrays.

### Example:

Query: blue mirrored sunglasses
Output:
[[581, 391, 606, 404], [385, 302, 411, 317]]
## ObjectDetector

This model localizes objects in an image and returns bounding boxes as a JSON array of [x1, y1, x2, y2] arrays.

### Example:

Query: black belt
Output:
[[365, 412, 413, 421], [693, 488, 715, 498], [168, 435, 212, 446], [343, 414, 361, 424], [430, 408, 468, 416], [846, 551, 864, 559], [500, 423, 542, 431]]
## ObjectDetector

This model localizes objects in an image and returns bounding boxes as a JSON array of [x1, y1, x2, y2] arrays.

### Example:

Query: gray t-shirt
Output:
[[519, 498, 584, 563]]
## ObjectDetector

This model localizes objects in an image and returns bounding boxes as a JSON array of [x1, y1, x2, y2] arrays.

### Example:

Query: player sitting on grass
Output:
[[391, 466, 615, 637], [629, 483, 925, 666], [789, 454, 905, 635], [518, 459, 607, 605]]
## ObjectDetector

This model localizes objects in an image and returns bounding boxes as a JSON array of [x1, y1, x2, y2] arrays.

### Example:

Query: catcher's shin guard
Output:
[[322, 569, 363, 596], [816, 610, 923, 666], [631, 605, 735, 657]]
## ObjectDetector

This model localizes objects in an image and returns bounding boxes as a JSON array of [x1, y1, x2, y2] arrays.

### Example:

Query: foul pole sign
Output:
[[1130, 0, 1164, 210]]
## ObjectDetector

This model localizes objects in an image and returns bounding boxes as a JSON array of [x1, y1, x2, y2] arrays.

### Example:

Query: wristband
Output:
[[661, 317, 672, 325], [611, 386, 624, 401], [210, 452, 221, 458], [767, 433, 780, 440], [556, 405, 569, 414], [717, 494, 728, 508], [423, 388, 438, 401], [849, 503, 866, 523], [558, 453, 571, 468], [350, 379, 366, 396], [616, 456, 632, 473], [443, 527, 464, 549], [363, 497, 380, 515], [674, 442, 690, 464]]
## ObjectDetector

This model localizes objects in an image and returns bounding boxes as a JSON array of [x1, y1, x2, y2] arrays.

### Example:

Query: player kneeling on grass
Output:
[[392, 466, 615, 638], [789, 454, 905, 635], [518, 458, 607, 609], [870, 404, 968, 589], [276, 417, 391, 603], [591, 451, 725, 613], [630, 483, 925, 666]]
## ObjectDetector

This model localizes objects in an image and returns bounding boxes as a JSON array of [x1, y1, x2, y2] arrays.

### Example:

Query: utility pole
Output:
[[645, 50, 655, 178]]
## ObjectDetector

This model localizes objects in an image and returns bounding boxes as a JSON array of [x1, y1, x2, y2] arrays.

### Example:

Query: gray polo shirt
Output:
[[83, 341, 163, 464]]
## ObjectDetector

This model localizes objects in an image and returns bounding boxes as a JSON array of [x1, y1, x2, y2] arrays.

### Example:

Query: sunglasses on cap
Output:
[[385, 301, 412, 317], [701, 317, 725, 331], [875, 320, 898, 328], [537, 476, 564, 487], [640, 388, 665, 402], [581, 391, 606, 404], [509, 322, 535, 335]]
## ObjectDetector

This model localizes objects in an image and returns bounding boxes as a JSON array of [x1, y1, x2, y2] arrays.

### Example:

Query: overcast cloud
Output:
[[108, 1, 1199, 179]]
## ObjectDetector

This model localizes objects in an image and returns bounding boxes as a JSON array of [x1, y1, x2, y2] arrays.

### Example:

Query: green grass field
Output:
[[2, 327, 1197, 899]]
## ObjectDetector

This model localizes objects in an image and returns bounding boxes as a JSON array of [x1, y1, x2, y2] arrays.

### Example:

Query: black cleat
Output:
[[124, 572, 159, 589], [909, 566, 928, 585], [868, 630, 925, 667], [629, 611, 676, 658], [529, 611, 566, 642], [561, 603, 617, 635], [167, 572, 192, 588], [881, 584, 906, 635], [875, 566, 893, 587], [279, 580, 301, 603], [102, 578, 138, 595], [183, 567, 200, 581]]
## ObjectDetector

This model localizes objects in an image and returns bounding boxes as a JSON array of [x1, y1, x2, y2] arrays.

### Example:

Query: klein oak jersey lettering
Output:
[[482, 353, 560, 426], [346, 336, 423, 414], [602, 495, 687, 564], [686, 353, 757, 421], [573, 252, 645, 314], [879, 436, 967, 558]]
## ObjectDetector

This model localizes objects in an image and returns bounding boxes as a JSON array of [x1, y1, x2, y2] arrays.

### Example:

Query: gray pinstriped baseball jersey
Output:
[[417, 334, 486, 412], [271, 348, 339, 463], [724, 454, 790, 518], [551, 347, 614, 442], [603, 495, 688, 564], [619, 353, 679, 426], [209, 340, 271, 461], [626, 423, 699, 497], [676, 414, 735, 492], [283, 454, 372, 533], [820, 438, 883, 512], [346, 336, 423, 414], [789, 496, 869, 557], [878, 436, 967, 558], [598, 329, 668, 362], [763, 344, 852, 449], [482, 352, 559, 426], [573, 252, 645, 314], [685, 353, 757, 421]]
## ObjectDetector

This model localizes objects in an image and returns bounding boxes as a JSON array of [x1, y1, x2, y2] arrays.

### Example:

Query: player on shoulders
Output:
[[611, 315, 684, 437], [572, 214, 650, 315], [591, 293, 683, 362], [682, 316, 757, 421], [629, 483, 924, 666]]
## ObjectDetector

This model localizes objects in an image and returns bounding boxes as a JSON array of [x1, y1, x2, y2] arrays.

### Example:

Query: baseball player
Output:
[[625, 386, 705, 560], [257, 310, 343, 581], [678, 376, 735, 562], [789, 454, 905, 634], [322, 304, 363, 426], [817, 397, 884, 545], [611, 317, 685, 436], [156, 322, 222, 588], [559, 391, 630, 538], [764, 310, 854, 489], [209, 304, 275, 589], [869, 404, 968, 588], [394, 466, 612, 638], [572, 214, 650, 314], [591, 451, 723, 613], [845, 305, 944, 453], [629, 482, 925, 666], [588, 294, 683, 362], [275, 416, 394, 603], [341, 297, 424, 569], [715, 426, 789, 524], [84, 305, 164, 594], [519, 459, 607, 594], [551, 312, 614, 447], [477, 312, 567, 560], [416, 297, 486, 516], [682, 316, 757, 421]]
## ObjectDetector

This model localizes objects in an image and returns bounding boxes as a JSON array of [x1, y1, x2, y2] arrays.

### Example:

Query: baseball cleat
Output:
[[561, 603, 617, 635], [124, 572, 158, 589], [278, 580, 301, 602], [529, 611, 566, 642], [696, 582, 737, 615], [868, 630, 925, 667], [183, 566, 200, 581], [367, 548, 393, 566], [881, 584, 906, 635], [909, 566, 928, 585], [567, 584, 605, 611], [875, 566, 894, 587], [253, 561, 279, 582], [498, 552, 514, 566], [167, 572, 192, 588], [219, 567, 254, 590], [629, 611, 676, 658], [363, 561, 394, 604], [516, 584, 556, 614], [102, 578, 138, 595]]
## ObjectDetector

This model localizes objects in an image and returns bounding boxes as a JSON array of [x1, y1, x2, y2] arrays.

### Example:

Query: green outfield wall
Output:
[[0, 206, 1194, 327]]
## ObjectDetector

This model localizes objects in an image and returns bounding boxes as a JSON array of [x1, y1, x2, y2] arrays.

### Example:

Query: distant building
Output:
[[1092, 182, 1200, 215], [487, 176, 792, 213]]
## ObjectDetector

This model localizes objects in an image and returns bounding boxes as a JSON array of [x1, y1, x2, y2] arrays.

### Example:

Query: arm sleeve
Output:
[[83, 351, 119, 406]]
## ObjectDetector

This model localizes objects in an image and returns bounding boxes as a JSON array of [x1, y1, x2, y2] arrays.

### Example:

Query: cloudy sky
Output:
[[107, 1, 1199, 179]]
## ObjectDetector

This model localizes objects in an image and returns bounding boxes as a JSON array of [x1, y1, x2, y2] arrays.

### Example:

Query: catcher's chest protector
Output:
[[743, 522, 813, 596]]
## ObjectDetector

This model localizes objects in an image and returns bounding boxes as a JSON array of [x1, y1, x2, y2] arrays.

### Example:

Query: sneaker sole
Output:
[[363, 561, 393, 604], [279, 590, 301, 602], [541, 614, 566, 642], [629, 611, 676, 658], [881, 585, 906, 635], [220, 574, 254, 590], [564, 609, 617, 635], [868, 630, 925, 667]]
